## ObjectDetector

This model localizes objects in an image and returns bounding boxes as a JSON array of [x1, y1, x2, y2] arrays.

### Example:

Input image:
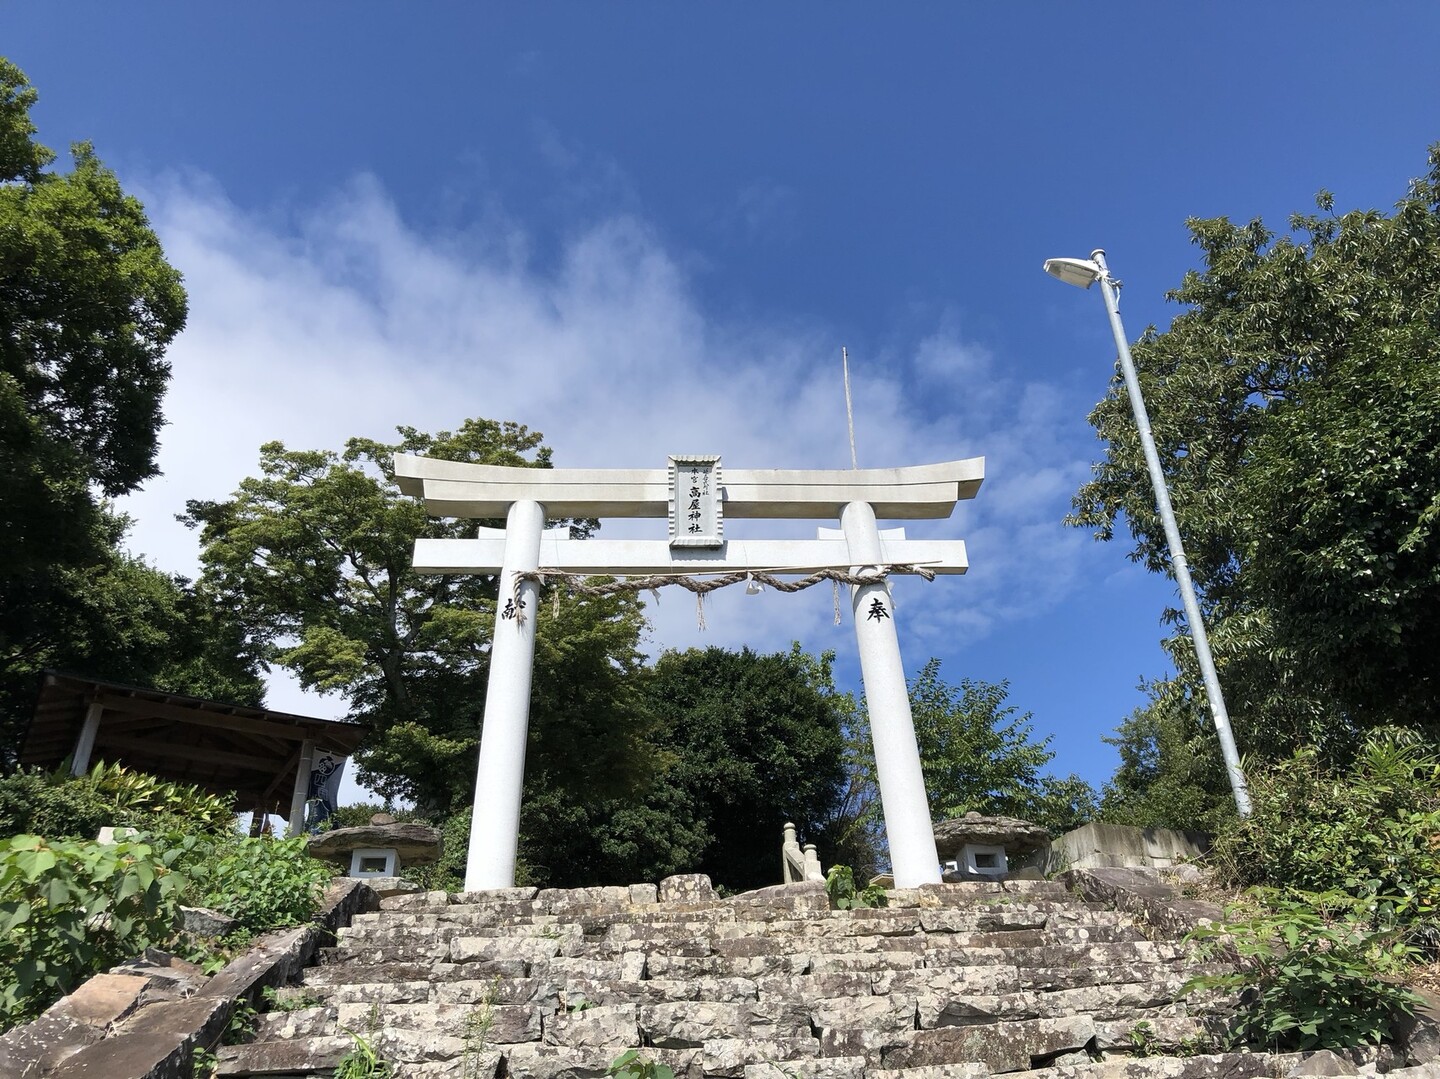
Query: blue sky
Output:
[[6, 6, 1439, 800]]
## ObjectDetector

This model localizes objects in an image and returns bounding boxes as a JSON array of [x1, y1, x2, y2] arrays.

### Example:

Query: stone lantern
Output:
[[932, 812, 1052, 880], [305, 815, 442, 897]]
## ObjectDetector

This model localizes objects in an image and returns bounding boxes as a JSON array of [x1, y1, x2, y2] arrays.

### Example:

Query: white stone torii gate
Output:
[[395, 453, 985, 891]]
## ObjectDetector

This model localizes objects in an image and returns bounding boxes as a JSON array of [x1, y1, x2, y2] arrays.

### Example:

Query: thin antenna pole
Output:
[[842, 346, 858, 470]]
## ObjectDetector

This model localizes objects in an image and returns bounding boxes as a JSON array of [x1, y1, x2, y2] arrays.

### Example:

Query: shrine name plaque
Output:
[[668, 455, 723, 548]]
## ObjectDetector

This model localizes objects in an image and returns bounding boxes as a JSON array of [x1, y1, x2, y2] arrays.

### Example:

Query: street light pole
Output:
[[1045, 248, 1252, 817]]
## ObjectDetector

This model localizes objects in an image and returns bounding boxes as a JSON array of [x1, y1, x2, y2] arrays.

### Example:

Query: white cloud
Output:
[[118, 171, 1110, 730]]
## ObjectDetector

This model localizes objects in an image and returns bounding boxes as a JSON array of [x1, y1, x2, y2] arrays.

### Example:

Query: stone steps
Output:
[[212, 873, 1348, 1079]]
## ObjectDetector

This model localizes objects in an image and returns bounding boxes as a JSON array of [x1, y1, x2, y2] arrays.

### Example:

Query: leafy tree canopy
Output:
[[182, 421, 654, 824], [848, 658, 1096, 847], [1073, 145, 1440, 822], [0, 58, 186, 496], [636, 645, 852, 893], [0, 58, 258, 758]]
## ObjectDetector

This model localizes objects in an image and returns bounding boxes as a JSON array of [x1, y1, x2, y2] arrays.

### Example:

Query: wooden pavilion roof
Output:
[[21, 671, 367, 818]]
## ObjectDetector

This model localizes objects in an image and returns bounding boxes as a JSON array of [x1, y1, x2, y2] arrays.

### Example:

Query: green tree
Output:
[[182, 422, 658, 834], [1072, 145, 1440, 817], [849, 659, 1096, 843], [1097, 684, 1234, 833], [637, 645, 852, 893], [0, 58, 260, 757]]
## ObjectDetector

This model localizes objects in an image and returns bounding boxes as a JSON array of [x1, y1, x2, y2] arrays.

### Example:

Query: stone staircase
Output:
[[214, 872, 1410, 1079]]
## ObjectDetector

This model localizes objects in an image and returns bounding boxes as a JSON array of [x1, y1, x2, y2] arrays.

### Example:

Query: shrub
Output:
[[177, 834, 335, 931], [0, 833, 191, 1029], [1210, 729, 1440, 949], [1184, 890, 1425, 1051], [0, 762, 237, 841], [824, 864, 888, 910]]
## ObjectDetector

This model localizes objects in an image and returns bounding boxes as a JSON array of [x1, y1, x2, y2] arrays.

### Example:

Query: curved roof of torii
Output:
[[393, 455, 985, 521]]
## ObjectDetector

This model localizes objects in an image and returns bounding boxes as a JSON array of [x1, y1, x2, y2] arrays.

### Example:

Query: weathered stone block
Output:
[[0, 1013, 101, 1078], [48, 1029, 190, 1079], [181, 905, 242, 937], [917, 991, 1042, 1028], [810, 994, 917, 1035], [745, 1056, 866, 1079], [502, 1043, 617, 1079], [252, 1004, 338, 1041], [454, 886, 539, 904], [629, 884, 659, 905], [700, 1036, 819, 1078], [1092, 1016, 1206, 1052], [47, 972, 151, 1028], [882, 1016, 1095, 1072], [874, 965, 1021, 999], [659, 873, 718, 904], [641, 1001, 754, 1048], [545, 1003, 640, 1048], [381, 888, 452, 911], [450, 933, 562, 965]]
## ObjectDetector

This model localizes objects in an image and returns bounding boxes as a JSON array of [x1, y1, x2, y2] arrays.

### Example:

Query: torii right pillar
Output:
[[842, 500, 943, 887]]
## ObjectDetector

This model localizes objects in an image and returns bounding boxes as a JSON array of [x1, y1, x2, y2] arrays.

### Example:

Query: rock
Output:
[[1060, 866, 1223, 937], [1161, 862, 1211, 888], [217, 1034, 355, 1075], [305, 822, 442, 865], [360, 875, 422, 898], [932, 813, 1052, 860], [641, 1001, 754, 1047], [370, 812, 397, 825], [745, 1057, 866, 1079], [381, 888, 451, 910], [181, 905, 242, 937], [701, 1037, 819, 1078], [1290, 1049, 1360, 1075], [1395, 993, 1440, 1067], [659, 873, 718, 904], [47, 1029, 190, 1079], [0, 1013, 101, 1078], [544, 1003, 640, 1047], [46, 972, 150, 1028], [882, 1016, 1094, 1072]]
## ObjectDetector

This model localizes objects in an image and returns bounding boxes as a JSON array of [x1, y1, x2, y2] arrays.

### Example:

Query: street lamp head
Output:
[[1043, 257, 1102, 289]]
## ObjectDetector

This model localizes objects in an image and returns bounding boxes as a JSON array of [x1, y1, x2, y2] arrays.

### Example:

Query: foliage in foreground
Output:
[[608, 1049, 674, 1079], [181, 834, 334, 932], [0, 761, 239, 843], [334, 1030, 395, 1079], [0, 833, 189, 1028], [0, 828, 333, 1031], [1210, 729, 1440, 944], [0, 57, 262, 764], [1184, 891, 1425, 1052], [1177, 730, 1438, 1054]]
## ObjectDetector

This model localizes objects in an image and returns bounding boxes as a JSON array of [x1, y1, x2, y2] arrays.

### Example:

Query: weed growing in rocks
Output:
[[261, 985, 325, 1012], [461, 977, 500, 1078], [607, 1049, 675, 1079], [335, 1030, 393, 1079], [825, 865, 888, 910], [1183, 890, 1426, 1052]]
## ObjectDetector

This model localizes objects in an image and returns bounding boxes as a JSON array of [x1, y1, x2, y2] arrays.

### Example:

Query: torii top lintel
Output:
[[393, 454, 985, 521]]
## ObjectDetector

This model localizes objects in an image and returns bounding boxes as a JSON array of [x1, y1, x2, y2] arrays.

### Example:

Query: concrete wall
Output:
[[1044, 821, 1211, 873]]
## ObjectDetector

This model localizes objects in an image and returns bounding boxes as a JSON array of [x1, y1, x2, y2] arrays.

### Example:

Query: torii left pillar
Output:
[[465, 499, 545, 891]]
